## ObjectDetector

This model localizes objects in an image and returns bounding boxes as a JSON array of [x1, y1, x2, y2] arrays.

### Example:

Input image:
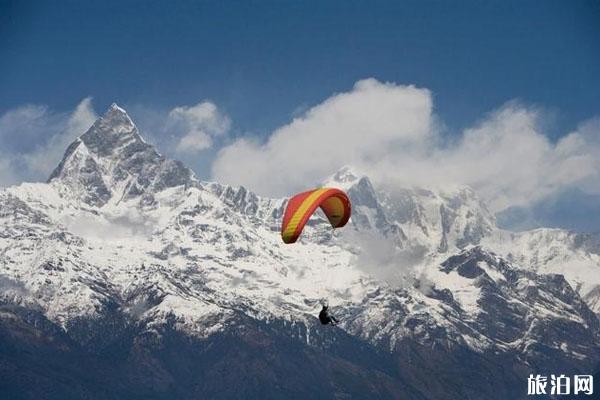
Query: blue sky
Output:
[[1, 0, 599, 231], [2, 0, 599, 134]]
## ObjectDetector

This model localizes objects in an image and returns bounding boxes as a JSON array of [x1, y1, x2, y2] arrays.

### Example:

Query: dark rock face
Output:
[[0, 304, 423, 400], [1, 300, 596, 400]]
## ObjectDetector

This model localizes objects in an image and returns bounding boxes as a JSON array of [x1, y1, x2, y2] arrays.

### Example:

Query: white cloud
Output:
[[414, 105, 600, 210], [167, 101, 231, 154], [212, 78, 434, 196], [343, 229, 428, 288], [393, 104, 600, 210], [61, 209, 156, 240], [211, 78, 600, 212], [0, 158, 15, 187], [0, 98, 97, 187], [554, 118, 600, 195]]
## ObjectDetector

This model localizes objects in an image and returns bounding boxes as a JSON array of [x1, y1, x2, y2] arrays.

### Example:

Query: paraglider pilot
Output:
[[319, 303, 338, 325]]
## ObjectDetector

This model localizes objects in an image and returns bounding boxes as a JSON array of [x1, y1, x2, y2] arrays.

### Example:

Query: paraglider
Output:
[[280, 187, 351, 326], [280, 188, 351, 244]]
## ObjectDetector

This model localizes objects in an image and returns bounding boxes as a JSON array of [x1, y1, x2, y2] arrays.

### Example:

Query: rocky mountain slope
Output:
[[0, 105, 598, 399]]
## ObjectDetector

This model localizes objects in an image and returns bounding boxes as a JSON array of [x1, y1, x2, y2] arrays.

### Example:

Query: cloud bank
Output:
[[212, 78, 600, 212], [1, 79, 598, 221]]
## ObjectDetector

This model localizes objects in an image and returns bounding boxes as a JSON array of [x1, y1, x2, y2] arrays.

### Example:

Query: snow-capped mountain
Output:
[[48, 103, 194, 207], [0, 105, 598, 399], [325, 166, 600, 315], [483, 228, 600, 313]]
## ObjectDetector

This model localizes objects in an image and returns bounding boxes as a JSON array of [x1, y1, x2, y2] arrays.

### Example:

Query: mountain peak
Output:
[[108, 102, 126, 113], [323, 165, 366, 189], [103, 103, 134, 130], [88, 103, 137, 140], [48, 103, 194, 206], [333, 165, 359, 182]]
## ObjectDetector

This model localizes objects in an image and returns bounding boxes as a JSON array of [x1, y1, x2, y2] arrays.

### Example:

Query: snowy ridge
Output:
[[0, 105, 598, 369], [482, 228, 600, 313]]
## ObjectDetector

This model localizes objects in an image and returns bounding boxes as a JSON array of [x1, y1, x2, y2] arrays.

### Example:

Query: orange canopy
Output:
[[281, 188, 351, 244]]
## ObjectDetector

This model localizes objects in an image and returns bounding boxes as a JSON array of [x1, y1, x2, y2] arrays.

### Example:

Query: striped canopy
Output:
[[281, 188, 351, 244]]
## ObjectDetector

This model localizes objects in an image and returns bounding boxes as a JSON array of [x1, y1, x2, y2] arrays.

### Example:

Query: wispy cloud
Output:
[[0, 98, 97, 186], [343, 229, 429, 288], [168, 101, 231, 154], [0, 274, 29, 298], [61, 208, 156, 240]]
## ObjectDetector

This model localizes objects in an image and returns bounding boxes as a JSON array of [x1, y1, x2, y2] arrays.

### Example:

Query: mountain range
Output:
[[1, 104, 598, 399]]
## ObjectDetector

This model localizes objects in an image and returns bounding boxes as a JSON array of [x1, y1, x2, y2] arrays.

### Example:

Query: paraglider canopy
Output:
[[281, 187, 351, 244]]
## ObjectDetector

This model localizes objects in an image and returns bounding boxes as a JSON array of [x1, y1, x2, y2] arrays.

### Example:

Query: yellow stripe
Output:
[[282, 188, 330, 241]]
